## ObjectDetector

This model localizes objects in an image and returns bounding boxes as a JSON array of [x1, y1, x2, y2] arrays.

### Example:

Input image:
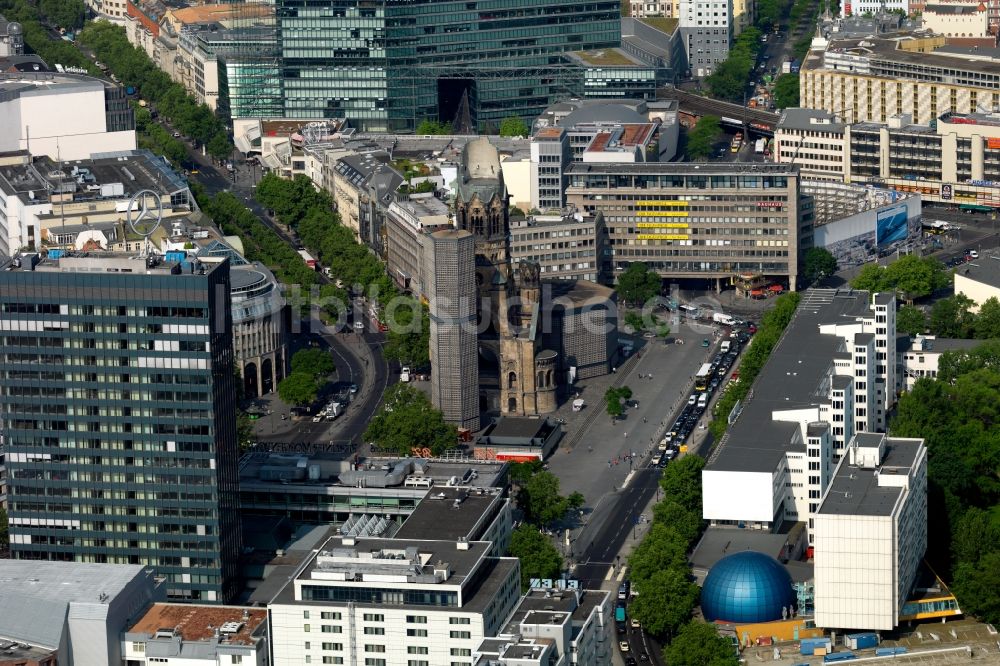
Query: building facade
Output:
[[473, 588, 613, 666], [423, 229, 480, 430], [564, 162, 804, 290], [702, 289, 897, 545], [0, 253, 242, 603], [679, 0, 733, 77], [273, 0, 620, 131], [509, 211, 609, 284], [801, 34, 1000, 127], [813, 433, 928, 631], [267, 535, 522, 666], [231, 263, 288, 397], [0, 71, 135, 161], [775, 106, 1000, 207], [529, 99, 679, 211], [897, 335, 981, 392]]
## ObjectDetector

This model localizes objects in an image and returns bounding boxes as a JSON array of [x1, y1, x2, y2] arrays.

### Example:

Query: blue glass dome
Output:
[[701, 551, 795, 623]]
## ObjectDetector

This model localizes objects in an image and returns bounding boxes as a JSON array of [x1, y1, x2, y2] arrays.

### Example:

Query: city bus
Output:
[[695, 363, 713, 392]]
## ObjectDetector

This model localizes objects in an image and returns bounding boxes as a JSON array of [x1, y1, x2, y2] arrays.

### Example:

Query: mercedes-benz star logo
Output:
[[126, 189, 164, 238]]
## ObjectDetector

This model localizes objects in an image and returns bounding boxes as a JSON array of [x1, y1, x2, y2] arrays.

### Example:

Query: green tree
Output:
[[518, 471, 585, 527], [659, 455, 706, 515], [652, 499, 704, 545], [929, 295, 975, 338], [606, 394, 624, 419], [40, 0, 86, 30], [277, 371, 319, 406], [616, 262, 661, 306], [383, 298, 430, 367], [509, 525, 563, 590], [772, 74, 800, 108], [628, 523, 689, 583], [802, 247, 837, 284], [415, 119, 453, 135], [850, 255, 949, 302], [364, 384, 457, 456], [499, 116, 530, 137], [663, 620, 739, 666], [937, 339, 1000, 383], [850, 263, 889, 293], [896, 304, 927, 337], [291, 348, 336, 378], [207, 130, 233, 161], [624, 311, 645, 332], [973, 297, 1000, 339], [884, 255, 950, 302], [631, 568, 700, 638], [686, 115, 722, 160], [953, 551, 1000, 625], [605, 386, 633, 420]]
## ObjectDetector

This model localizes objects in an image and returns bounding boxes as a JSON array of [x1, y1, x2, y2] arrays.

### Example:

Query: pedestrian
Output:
[[643, 417, 647, 423], [624, 432, 628, 439]]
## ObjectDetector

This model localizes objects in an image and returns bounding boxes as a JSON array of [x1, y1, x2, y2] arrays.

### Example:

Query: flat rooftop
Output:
[[568, 48, 644, 67], [0, 150, 187, 207], [690, 526, 803, 576], [126, 603, 266, 646], [956, 253, 1000, 289], [0, 560, 150, 649], [269, 534, 520, 612], [708, 289, 875, 473], [818, 436, 923, 517], [3, 251, 222, 277], [498, 588, 608, 634], [566, 161, 798, 175], [393, 487, 503, 541]]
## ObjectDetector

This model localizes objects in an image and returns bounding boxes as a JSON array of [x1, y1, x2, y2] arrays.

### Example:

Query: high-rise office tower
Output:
[[274, 0, 620, 131], [422, 229, 480, 430], [0, 252, 241, 603]]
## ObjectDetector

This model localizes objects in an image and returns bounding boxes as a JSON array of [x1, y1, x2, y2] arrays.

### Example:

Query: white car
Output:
[[619, 641, 630, 653], [312, 414, 324, 423], [968, 250, 980, 259], [354, 321, 365, 331], [687, 394, 697, 406]]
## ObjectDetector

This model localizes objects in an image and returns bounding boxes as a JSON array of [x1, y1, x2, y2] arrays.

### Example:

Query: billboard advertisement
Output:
[[988, 138, 1000, 150], [876, 204, 908, 245]]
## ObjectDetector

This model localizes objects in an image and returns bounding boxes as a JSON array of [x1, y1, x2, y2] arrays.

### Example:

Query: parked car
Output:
[[702, 338, 710, 347]]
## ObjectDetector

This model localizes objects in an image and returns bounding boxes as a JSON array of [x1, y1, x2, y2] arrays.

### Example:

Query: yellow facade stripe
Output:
[[636, 211, 689, 217], [637, 222, 689, 229], [636, 200, 689, 206], [637, 234, 689, 240]]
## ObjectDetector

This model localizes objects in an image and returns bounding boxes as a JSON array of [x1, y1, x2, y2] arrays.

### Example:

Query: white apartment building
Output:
[[813, 432, 928, 631], [773, 108, 847, 181], [268, 535, 521, 666], [897, 334, 981, 391], [0, 72, 135, 162], [473, 588, 613, 666], [679, 0, 733, 77], [702, 289, 896, 544], [122, 603, 268, 666], [85, 0, 128, 23]]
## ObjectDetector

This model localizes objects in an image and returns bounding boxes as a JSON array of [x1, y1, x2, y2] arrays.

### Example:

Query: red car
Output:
[[748, 323, 758, 334]]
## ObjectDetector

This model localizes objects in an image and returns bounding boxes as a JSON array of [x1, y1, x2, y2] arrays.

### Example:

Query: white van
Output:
[[697, 393, 708, 409]]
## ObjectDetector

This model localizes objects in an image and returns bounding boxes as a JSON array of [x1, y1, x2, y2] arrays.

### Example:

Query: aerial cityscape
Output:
[[0, 0, 1000, 663]]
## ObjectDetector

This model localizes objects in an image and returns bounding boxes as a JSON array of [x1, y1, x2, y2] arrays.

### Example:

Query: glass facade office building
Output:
[[275, 0, 621, 131], [0, 254, 242, 603]]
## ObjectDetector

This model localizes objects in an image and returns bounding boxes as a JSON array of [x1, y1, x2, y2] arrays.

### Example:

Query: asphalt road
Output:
[[167, 125, 393, 451]]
